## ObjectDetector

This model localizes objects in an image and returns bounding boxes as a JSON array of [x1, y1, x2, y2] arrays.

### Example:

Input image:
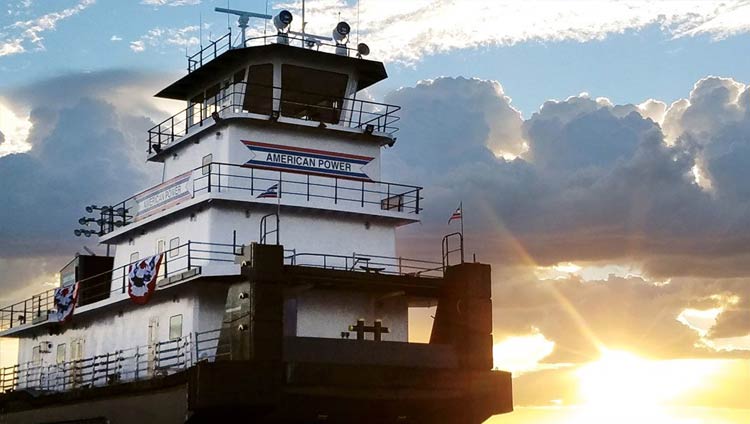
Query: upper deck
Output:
[[146, 33, 399, 162]]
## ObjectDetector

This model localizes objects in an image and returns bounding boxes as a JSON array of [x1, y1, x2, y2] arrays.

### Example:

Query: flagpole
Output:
[[460, 201, 464, 263], [460, 201, 464, 237]]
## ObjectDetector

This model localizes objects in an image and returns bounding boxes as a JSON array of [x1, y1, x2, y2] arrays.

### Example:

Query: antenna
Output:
[[357, 0, 360, 45], [302, 0, 306, 45], [214, 7, 273, 47]]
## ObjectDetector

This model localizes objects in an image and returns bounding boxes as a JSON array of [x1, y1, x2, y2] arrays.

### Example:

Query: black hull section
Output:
[[0, 360, 511, 424], [187, 360, 512, 424]]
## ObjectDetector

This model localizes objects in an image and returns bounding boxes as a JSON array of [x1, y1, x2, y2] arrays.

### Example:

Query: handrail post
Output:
[[334, 178, 338, 204], [163, 251, 169, 279], [361, 181, 365, 207], [187, 241, 192, 270], [415, 188, 421, 214]]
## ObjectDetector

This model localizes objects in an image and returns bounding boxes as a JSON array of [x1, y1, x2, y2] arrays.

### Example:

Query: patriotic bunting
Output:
[[52, 283, 79, 323], [128, 254, 163, 305]]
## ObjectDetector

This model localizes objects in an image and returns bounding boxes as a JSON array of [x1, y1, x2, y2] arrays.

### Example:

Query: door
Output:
[[70, 338, 84, 388]]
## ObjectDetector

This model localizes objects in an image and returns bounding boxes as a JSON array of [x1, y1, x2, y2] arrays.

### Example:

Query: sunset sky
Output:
[[2, 1, 750, 422]]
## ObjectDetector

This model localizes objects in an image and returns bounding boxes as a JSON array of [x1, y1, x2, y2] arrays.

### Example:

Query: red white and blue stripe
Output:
[[242, 140, 374, 181], [448, 204, 462, 223], [257, 183, 279, 199]]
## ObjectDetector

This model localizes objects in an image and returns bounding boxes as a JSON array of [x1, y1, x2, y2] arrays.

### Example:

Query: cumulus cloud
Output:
[[0, 99, 33, 156], [277, 0, 750, 64], [0, 71, 168, 296], [0, 0, 95, 57], [387, 76, 750, 360]]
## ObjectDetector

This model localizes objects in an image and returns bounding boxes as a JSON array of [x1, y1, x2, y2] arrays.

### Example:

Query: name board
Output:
[[242, 140, 374, 181], [134, 172, 193, 221]]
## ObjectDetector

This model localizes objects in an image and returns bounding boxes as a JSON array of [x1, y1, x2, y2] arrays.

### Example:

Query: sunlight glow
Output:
[[575, 349, 723, 423], [493, 331, 555, 375], [0, 101, 32, 156], [677, 308, 722, 336]]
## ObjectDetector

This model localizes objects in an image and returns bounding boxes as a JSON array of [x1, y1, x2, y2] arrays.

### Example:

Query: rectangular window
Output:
[[244, 63, 273, 114], [156, 239, 165, 254], [32, 346, 41, 364], [169, 237, 180, 258], [129, 251, 139, 263], [202, 154, 212, 176], [56, 344, 66, 364], [169, 315, 183, 340]]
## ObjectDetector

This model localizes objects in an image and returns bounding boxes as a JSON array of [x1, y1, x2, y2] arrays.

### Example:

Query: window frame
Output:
[[169, 314, 183, 341]]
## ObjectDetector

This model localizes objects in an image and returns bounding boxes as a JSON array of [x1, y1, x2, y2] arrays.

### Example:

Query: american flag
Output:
[[257, 183, 279, 199], [448, 203, 462, 223]]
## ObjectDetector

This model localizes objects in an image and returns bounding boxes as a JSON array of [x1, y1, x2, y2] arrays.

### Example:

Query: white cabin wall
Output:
[[16, 283, 230, 367], [206, 205, 396, 258], [110, 206, 214, 291], [16, 290, 202, 367], [161, 130, 230, 183], [294, 290, 407, 341]]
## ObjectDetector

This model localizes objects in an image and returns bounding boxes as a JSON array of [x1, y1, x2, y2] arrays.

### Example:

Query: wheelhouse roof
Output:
[[156, 43, 388, 100]]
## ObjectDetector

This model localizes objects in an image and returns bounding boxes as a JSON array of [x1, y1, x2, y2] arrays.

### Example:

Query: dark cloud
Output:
[[388, 76, 750, 359], [0, 130, 5, 145], [0, 71, 165, 294]]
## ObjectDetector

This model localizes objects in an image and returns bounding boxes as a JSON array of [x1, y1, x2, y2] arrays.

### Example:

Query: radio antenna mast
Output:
[[357, 0, 360, 45], [302, 0, 306, 45], [214, 7, 273, 47]]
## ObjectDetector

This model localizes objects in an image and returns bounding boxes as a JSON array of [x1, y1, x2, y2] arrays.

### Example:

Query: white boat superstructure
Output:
[[0, 10, 512, 424]]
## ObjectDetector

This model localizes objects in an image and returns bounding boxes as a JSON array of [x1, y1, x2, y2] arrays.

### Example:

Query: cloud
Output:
[[0, 71, 169, 296], [0, 99, 33, 156], [130, 26, 200, 53], [130, 40, 145, 53], [140, 0, 200, 6], [110, 35, 122, 42], [386, 76, 750, 360], [0, 0, 95, 57], [275, 1, 750, 64]]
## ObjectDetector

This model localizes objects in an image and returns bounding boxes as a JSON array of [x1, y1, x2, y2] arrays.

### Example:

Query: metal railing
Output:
[[96, 162, 421, 237], [187, 31, 233, 72], [283, 251, 444, 278], [187, 32, 367, 74], [147, 81, 400, 154], [0, 239, 243, 332], [0, 334, 195, 394]]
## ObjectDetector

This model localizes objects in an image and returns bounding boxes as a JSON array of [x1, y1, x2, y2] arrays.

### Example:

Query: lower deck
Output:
[[0, 245, 510, 423]]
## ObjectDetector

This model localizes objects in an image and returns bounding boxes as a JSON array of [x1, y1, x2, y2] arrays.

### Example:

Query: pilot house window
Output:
[[244, 64, 273, 115], [280, 65, 348, 124]]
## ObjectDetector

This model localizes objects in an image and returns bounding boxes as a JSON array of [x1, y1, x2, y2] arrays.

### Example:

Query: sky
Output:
[[2, 0, 750, 423]]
